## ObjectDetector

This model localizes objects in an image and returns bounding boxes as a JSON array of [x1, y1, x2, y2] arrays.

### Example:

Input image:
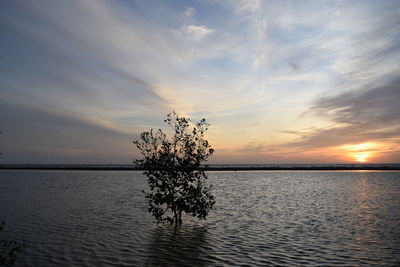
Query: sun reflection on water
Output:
[[349, 174, 383, 256]]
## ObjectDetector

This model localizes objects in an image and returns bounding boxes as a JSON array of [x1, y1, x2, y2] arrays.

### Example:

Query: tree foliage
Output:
[[133, 112, 215, 225]]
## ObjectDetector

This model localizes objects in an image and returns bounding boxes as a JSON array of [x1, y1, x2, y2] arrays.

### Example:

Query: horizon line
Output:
[[1, 163, 400, 171]]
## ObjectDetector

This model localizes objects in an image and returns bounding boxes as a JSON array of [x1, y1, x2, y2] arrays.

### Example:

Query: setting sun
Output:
[[336, 143, 376, 163], [353, 153, 369, 163]]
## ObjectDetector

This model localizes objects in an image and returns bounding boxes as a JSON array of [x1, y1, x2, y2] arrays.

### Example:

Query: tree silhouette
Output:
[[133, 112, 215, 225]]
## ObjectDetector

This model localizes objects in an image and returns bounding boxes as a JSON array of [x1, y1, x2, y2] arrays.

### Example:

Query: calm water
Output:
[[0, 170, 399, 266]]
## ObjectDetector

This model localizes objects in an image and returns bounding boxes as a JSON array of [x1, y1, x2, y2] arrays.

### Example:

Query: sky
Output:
[[1, 0, 399, 164]]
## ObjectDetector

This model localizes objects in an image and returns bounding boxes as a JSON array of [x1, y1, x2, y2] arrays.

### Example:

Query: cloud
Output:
[[1, 0, 400, 163], [327, 1, 400, 87], [314, 80, 400, 125], [233, 0, 260, 17], [172, 24, 216, 41], [286, 78, 400, 148], [0, 99, 135, 164], [183, 7, 195, 17]]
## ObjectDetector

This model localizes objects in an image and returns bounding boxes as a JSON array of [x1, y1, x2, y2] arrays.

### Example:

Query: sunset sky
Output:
[[1, 0, 399, 164]]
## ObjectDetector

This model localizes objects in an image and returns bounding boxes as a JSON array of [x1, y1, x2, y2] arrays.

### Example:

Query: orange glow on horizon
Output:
[[337, 142, 376, 163], [353, 153, 369, 163]]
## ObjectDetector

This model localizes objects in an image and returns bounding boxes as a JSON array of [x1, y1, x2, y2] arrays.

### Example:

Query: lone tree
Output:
[[133, 112, 215, 225]]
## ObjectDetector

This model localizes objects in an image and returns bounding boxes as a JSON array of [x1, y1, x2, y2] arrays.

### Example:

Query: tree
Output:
[[133, 112, 215, 225]]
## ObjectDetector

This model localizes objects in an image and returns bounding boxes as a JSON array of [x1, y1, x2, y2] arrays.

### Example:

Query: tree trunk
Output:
[[173, 209, 178, 225], [178, 210, 182, 225]]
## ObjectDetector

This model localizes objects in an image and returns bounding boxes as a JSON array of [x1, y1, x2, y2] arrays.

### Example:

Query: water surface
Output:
[[0, 170, 399, 266]]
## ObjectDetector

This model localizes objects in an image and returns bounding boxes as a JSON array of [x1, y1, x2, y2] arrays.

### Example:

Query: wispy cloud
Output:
[[183, 7, 196, 18], [298, 78, 400, 147], [171, 24, 216, 41], [274, 77, 400, 162]]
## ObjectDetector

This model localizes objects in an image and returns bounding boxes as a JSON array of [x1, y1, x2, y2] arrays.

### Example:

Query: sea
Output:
[[0, 168, 399, 266]]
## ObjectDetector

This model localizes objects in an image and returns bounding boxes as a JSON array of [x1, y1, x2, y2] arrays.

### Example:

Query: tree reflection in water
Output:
[[145, 224, 210, 266]]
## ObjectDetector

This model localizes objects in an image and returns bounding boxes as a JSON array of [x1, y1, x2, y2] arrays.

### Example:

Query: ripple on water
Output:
[[0, 170, 400, 266]]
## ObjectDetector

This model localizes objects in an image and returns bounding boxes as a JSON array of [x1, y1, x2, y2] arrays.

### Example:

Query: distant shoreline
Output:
[[1, 164, 400, 171]]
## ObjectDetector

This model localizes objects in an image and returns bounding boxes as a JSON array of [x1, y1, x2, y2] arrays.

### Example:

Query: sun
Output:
[[353, 153, 369, 163], [337, 142, 376, 163]]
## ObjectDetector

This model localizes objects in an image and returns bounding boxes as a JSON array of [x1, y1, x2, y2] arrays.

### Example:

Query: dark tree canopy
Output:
[[133, 112, 215, 225]]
